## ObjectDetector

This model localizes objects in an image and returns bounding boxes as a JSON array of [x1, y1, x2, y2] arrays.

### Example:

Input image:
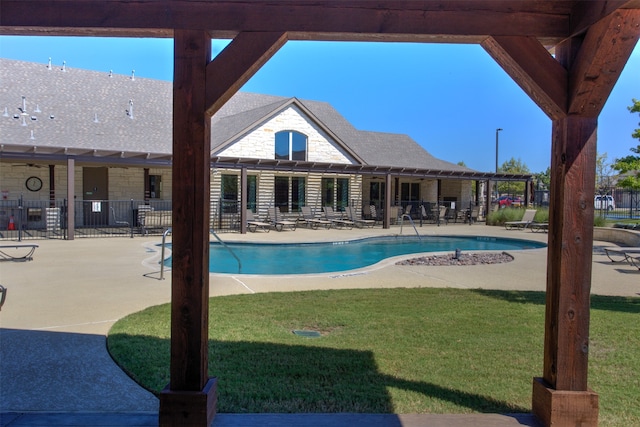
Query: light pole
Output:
[[495, 128, 503, 173], [495, 128, 503, 201]]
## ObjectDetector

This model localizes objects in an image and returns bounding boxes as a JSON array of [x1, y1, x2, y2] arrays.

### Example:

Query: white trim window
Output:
[[275, 130, 307, 161]]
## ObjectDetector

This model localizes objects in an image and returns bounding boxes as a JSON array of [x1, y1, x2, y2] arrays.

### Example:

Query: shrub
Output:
[[486, 207, 525, 226], [594, 215, 606, 227]]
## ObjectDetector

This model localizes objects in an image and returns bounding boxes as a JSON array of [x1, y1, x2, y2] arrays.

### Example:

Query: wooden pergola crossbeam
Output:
[[2, 2, 640, 426]]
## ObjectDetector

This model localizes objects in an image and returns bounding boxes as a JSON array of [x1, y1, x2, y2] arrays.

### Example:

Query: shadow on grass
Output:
[[109, 334, 528, 414], [470, 289, 640, 314]]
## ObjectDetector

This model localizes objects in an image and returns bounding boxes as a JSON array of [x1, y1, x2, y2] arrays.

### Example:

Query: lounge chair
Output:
[[603, 246, 640, 264], [300, 206, 332, 229], [529, 222, 549, 233], [346, 206, 375, 228], [323, 207, 354, 229], [505, 209, 537, 230], [246, 209, 270, 232], [369, 205, 382, 225], [266, 207, 297, 231]]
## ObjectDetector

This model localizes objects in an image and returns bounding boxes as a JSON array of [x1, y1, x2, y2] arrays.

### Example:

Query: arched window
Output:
[[275, 131, 307, 161]]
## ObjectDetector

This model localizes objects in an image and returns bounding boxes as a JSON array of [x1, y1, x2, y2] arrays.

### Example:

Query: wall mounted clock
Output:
[[26, 176, 43, 192]]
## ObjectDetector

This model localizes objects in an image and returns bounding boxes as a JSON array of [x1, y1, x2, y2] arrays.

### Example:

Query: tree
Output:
[[534, 167, 551, 190], [596, 152, 615, 194], [497, 157, 530, 196], [612, 99, 640, 191]]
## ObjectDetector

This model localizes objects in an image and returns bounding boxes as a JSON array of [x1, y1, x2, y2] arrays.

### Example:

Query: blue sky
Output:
[[1, 35, 638, 174]]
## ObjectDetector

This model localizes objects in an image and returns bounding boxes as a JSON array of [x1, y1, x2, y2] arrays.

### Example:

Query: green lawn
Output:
[[107, 288, 639, 426]]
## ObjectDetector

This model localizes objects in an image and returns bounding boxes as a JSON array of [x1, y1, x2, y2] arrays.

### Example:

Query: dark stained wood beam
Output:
[[159, 29, 217, 427], [569, 0, 635, 37], [205, 32, 288, 116], [569, 9, 640, 117], [481, 36, 568, 121], [0, 0, 573, 42]]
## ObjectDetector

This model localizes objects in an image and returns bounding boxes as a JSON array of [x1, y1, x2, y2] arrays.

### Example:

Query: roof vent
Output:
[[93, 112, 99, 123], [130, 69, 135, 81], [31, 116, 37, 121], [50, 115, 55, 119], [127, 100, 134, 119], [47, 57, 52, 70], [61, 61, 66, 72], [20, 96, 27, 114], [2, 107, 8, 117], [30, 130, 35, 140], [21, 116, 27, 126], [109, 70, 113, 78], [34, 104, 41, 113]]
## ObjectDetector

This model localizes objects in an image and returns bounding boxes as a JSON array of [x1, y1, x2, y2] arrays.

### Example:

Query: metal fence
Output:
[[1, 196, 492, 241]]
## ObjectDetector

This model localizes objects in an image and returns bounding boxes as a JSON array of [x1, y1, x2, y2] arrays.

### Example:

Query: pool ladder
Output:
[[399, 214, 422, 241], [159, 228, 242, 280]]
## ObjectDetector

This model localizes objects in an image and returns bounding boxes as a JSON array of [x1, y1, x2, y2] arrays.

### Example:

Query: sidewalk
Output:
[[1, 224, 636, 426]]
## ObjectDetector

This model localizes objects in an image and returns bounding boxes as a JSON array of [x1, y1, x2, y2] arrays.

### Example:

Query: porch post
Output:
[[383, 173, 392, 228], [532, 115, 599, 426], [66, 157, 74, 240], [159, 30, 216, 427], [240, 167, 248, 234]]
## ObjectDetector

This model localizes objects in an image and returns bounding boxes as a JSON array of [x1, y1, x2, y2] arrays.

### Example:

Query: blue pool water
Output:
[[164, 235, 545, 275]]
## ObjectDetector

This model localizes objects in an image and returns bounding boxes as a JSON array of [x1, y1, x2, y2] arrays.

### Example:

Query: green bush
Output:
[[486, 207, 528, 226], [594, 215, 606, 227]]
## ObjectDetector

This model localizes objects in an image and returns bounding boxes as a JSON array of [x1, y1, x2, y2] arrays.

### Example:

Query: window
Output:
[[401, 182, 420, 202], [336, 178, 349, 211], [274, 176, 306, 213], [321, 177, 349, 211], [321, 178, 334, 207], [275, 131, 307, 161], [292, 177, 306, 212], [221, 174, 238, 213], [369, 181, 386, 209], [148, 175, 162, 199], [247, 175, 257, 212], [274, 176, 289, 213]]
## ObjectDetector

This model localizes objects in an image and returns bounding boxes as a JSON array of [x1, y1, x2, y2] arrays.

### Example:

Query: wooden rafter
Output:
[[205, 32, 288, 116], [568, 9, 640, 117], [481, 36, 568, 121]]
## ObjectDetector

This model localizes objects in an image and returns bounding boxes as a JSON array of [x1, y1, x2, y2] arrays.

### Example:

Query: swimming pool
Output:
[[164, 235, 545, 275]]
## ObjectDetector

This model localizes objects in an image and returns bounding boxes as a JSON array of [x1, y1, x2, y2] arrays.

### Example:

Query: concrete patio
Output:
[[1, 223, 637, 426]]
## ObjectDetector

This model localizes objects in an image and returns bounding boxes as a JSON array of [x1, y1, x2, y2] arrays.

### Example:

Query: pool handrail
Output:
[[159, 228, 243, 280]]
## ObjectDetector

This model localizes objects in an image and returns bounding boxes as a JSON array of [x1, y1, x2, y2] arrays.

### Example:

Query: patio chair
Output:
[[504, 209, 537, 230], [437, 205, 448, 225], [300, 206, 332, 229], [266, 207, 297, 232], [346, 206, 375, 228], [323, 207, 354, 229], [110, 206, 131, 230], [369, 205, 382, 225], [246, 209, 271, 232]]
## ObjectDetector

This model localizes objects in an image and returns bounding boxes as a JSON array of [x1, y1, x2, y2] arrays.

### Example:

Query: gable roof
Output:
[[0, 58, 472, 173]]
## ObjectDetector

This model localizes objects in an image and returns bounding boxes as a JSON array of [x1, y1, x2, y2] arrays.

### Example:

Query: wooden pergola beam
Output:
[[205, 31, 288, 116], [481, 36, 568, 121], [0, 0, 572, 42], [568, 9, 640, 117]]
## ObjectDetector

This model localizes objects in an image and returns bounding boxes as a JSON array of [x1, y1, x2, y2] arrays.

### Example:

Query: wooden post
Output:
[[66, 158, 74, 240], [383, 173, 392, 228], [532, 115, 599, 426], [240, 167, 248, 234], [159, 30, 217, 427]]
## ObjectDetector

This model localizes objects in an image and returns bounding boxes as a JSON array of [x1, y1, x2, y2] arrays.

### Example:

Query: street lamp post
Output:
[[495, 128, 503, 173], [495, 128, 503, 202]]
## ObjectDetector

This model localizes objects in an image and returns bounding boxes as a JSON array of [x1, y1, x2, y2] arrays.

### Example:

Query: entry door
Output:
[[83, 167, 109, 226]]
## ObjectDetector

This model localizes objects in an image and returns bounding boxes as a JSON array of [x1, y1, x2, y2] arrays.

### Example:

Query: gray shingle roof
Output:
[[1, 58, 474, 172]]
